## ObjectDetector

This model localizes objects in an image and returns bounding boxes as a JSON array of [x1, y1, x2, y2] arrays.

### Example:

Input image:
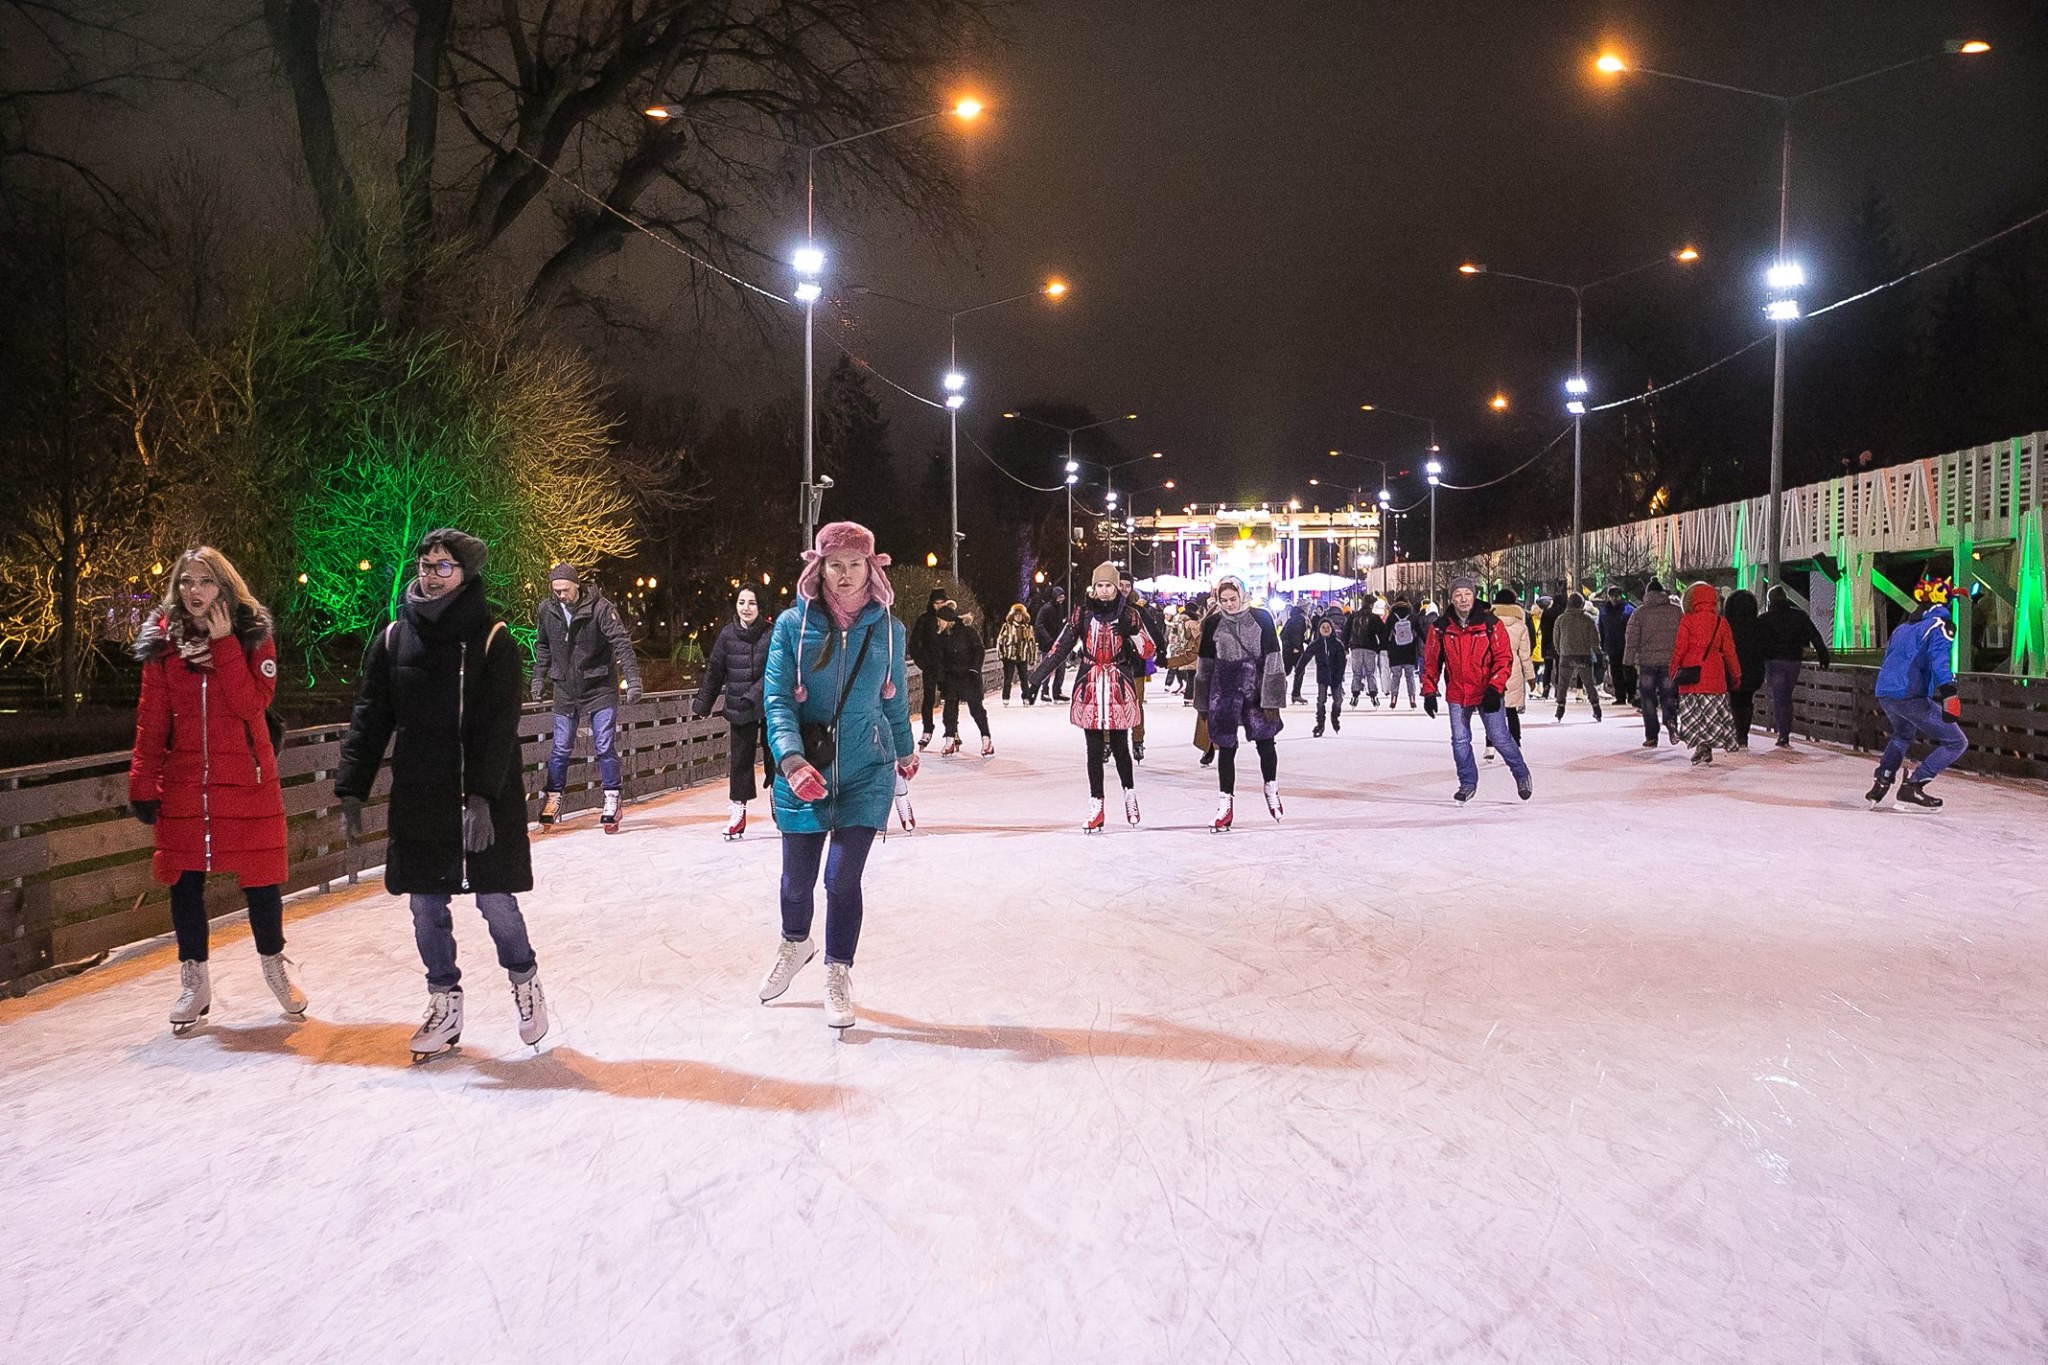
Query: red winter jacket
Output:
[[1670, 584, 1742, 695], [1421, 607, 1513, 707], [128, 610, 288, 887]]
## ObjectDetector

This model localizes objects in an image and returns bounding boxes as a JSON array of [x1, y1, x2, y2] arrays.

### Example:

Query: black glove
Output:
[[128, 799, 159, 826], [462, 796, 495, 854], [1423, 694, 1439, 719], [1480, 686, 1503, 714], [339, 796, 363, 842]]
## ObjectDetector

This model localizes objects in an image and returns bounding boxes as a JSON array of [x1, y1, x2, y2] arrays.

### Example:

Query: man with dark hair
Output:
[[533, 562, 642, 831], [1757, 586, 1833, 748], [337, 528, 548, 1061], [1623, 580, 1683, 747]]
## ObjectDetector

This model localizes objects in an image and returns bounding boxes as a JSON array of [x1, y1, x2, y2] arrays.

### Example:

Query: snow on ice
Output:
[[3, 698, 2045, 1364]]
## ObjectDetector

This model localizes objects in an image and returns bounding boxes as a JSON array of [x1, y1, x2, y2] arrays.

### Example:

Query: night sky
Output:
[[831, 0, 2046, 509]]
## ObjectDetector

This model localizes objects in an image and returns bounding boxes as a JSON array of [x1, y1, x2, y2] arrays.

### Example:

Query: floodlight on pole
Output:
[[1596, 37, 1995, 587]]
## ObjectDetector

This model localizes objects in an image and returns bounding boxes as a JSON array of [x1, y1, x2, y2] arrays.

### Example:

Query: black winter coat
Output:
[[1310, 632, 1349, 685], [1758, 602, 1832, 667], [909, 608, 945, 674], [694, 615, 772, 725], [938, 622, 988, 700], [1348, 610, 1383, 651], [336, 580, 533, 896], [1281, 610, 1309, 652], [533, 589, 641, 714], [1032, 599, 1068, 652]]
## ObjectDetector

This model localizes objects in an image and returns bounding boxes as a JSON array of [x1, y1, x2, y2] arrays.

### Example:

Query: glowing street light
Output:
[[1490, 393, 1510, 412], [1597, 36, 1993, 585]]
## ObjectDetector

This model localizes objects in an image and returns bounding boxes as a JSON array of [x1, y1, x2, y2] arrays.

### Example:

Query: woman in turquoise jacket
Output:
[[757, 521, 916, 1030]]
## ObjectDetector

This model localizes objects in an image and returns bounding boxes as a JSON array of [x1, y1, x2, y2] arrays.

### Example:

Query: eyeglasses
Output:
[[418, 559, 461, 578]]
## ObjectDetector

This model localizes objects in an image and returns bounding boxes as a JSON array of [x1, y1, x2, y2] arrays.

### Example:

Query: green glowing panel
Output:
[[2015, 509, 2046, 678]]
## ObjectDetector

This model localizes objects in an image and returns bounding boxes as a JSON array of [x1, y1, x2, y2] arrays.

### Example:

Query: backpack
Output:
[[1392, 616, 1414, 647]]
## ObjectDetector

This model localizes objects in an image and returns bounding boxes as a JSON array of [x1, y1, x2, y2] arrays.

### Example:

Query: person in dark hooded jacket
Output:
[[336, 528, 548, 1059], [1598, 587, 1635, 704], [908, 588, 950, 747], [935, 605, 994, 756], [1383, 597, 1424, 706], [1723, 589, 1766, 747], [695, 584, 775, 839], [532, 561, 642, 830], [1550, 592, 1603, 721], [1281, 605, 1310, 702]]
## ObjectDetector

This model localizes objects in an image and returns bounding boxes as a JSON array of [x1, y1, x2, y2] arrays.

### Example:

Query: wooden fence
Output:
[[1789, 665, 2048, 782], [1, 659, 990, 992]]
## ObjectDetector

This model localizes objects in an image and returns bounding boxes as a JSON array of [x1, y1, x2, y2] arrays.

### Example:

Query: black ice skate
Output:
[[601, 789, 621, 833], [1865, 770, 1896, 807], [1896, 779, 1943, 810]]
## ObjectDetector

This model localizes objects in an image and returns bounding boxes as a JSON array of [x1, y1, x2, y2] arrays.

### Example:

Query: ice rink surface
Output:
[[4, 691, 2046, 1365]]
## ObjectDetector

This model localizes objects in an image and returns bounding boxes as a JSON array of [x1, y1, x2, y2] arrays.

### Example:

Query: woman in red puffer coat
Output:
[[128, 547, 304, 1033], [1669, 581, 1743, 767]]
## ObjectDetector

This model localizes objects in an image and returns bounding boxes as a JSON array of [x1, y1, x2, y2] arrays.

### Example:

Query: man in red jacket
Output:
[[1422, 574, 1533, 803]]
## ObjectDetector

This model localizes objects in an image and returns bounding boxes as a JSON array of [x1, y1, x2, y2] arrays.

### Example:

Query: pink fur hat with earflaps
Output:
[[792, 520, 898, 702]]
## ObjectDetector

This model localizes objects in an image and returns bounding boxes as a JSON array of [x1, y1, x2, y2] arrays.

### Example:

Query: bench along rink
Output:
[[3, 698, 2044, 1364]]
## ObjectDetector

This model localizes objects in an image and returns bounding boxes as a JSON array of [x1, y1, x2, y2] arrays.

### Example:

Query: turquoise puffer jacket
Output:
[[763, 600, 912, 833]]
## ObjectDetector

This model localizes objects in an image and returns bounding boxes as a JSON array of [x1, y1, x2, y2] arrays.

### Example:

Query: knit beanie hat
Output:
[[928, 588, 948, 606], [1089, 561, 1121, 591], [549, 562, 580, 584], [1448, 573, 1478, 594], [1493, 587, 1517, 605]]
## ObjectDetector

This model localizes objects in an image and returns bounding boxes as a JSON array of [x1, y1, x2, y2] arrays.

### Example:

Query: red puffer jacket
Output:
[[1421, 608, 1513, 706], [128, 610, 288, 887], [1670, 583, 1742, 695]]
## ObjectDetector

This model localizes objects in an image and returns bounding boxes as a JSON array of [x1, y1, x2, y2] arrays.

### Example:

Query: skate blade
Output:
[[410, 1041, 461, 1065], [170, 1019, 206, 1036]]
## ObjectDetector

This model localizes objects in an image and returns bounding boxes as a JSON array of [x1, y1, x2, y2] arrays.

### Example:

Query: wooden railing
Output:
[[0, 658, 992, 991], [1789, 665, 2048, 782]]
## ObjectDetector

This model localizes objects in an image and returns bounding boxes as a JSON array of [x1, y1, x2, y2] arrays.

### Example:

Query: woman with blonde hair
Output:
[[128, 547, 302, 1034], [995, 602, 1040, 705]]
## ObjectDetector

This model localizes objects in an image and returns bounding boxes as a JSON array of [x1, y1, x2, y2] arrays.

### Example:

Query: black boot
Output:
[[1865, 769, 1895, 805], [1896, 779, 1943, 810]]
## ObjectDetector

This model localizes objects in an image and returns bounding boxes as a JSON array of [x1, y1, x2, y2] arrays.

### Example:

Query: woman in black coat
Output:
[[1722, 589, 1766, 748], [335, 528, 546, 1059], [936, 605, 993, 757], [694, 585, 776, 839]]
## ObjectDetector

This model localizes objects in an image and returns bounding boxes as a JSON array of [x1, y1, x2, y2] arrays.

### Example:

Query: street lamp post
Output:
[[1006, 411, 1140, 599], [1360, 404, 1445, 589], [649, 97, 984, 548], [1597, 40, 1990, 587], [856, 280, 1069, 585], [1426, 458, 1444, 601], [1457, 248, 1699, 588]]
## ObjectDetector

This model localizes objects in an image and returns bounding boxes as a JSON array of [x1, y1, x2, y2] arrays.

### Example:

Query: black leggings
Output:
[[1505, 708, 1522, 742], [728, 720, 774, 802], [171, 870, 284, 962], [1216, 739, 1278, 795], [1084, 729, 1134, 798]]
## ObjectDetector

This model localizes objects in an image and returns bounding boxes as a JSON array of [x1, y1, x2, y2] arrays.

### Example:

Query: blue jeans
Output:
[[545, 705, 620, 791], [409, 893, 536, 992], [1449, 702, 1529, 789], [1635, 665, 1679, 740], [780, 826, 878, 965], [1765, 659, 1801, 741], [1877, 697, 1968, 783]]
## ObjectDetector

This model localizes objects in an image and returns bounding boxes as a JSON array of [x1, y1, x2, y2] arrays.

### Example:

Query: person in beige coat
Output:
[[1487, 588, 1536, 761]]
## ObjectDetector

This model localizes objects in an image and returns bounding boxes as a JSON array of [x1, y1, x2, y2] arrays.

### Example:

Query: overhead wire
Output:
[[1433, 424, 1573, 491]]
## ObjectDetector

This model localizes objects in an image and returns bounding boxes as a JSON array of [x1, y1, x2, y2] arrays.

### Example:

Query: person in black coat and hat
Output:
[[909, 587, 950, 748], [336, 528, 548, 1061], [935, 604, 994, 756], [695, 584, 775, 840]]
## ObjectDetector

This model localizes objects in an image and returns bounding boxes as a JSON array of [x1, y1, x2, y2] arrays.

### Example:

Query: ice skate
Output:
[[1896, 779, 1943, 810], [259, 952, 307, 1019], [1084, 797, 1106, 833], [1593, 706, 1604, 722], [1641, 736, 1658, 749], [600, 789, 622, 833], [1554, 704, 1566, 722], [538, 790, 562, 826], [409, 989, 463, 1063], [917, 730, 933, 751], [512, 974, 549, 1047], [941, 736, 961, 756], [1372, 696, 1382, 708], [1408, 699, 1417, 710], [892, 773, 916, 832], [1123, 788, 1141, 826], [1865, 770, 1895, 807], [1263, 781, 1283, 821], [1483, 745, 1496, 762], [1211, 793, 1234, 833], [980, 736, 994, 758], [169, 960, 210, 1035], [823, 962, 856, 1031], [759, 936, 817, 1002], [1331, 713, 1341, 732], [723, 802, 747, 841], [1313, 722, 1324, 738], [1453, 787, 1476, 804], [1517, 776, 1534, 801]]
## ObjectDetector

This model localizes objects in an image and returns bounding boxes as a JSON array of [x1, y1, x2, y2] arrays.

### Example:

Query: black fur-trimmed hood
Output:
[[133, 603, 273, 662]]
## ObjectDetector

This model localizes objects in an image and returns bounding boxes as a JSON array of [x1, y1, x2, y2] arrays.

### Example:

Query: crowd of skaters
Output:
[[120, 522, 1971, 1053]]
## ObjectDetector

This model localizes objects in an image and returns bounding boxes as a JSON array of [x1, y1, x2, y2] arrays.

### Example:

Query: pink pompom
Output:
[[794, 683, 808, 703], [881, 678, 896, 699]]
